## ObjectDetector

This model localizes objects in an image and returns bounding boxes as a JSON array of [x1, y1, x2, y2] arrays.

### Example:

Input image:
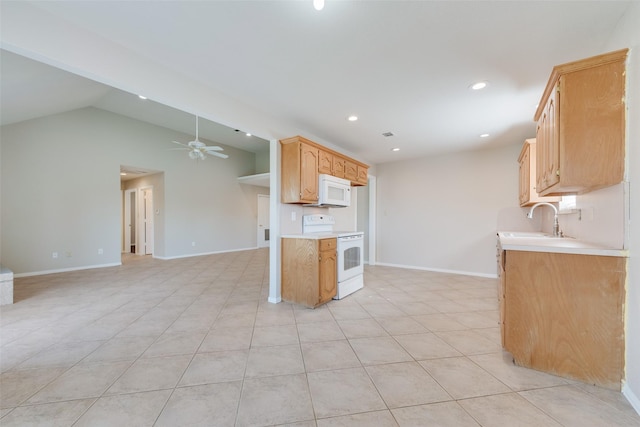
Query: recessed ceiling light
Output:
[[382, 132, 394, 137], [391, 148, 400, 152], [480, 133, 490, 138], [138, 95, 147, 100], [246, 133, 252, 137], [470, 81, 488, 90], [313, 0, 324, 11], [120, 172, 127, 176], [347, 115, 358, 122]]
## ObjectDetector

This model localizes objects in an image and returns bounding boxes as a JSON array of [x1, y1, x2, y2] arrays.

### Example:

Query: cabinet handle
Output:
[[556, 170, 560, 176]]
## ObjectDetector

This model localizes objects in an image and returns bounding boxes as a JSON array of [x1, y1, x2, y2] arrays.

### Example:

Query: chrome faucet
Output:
[[527, 202, 560, 237]]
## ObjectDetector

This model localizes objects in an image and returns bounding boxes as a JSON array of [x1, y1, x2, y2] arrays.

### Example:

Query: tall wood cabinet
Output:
[[501, 250, 626, 390], [281, 237, 337, 308], [281, 139, 319, 204], [518, 139, 560, 206], [280, 136, 369, 204], [534, 49, 627, 196]]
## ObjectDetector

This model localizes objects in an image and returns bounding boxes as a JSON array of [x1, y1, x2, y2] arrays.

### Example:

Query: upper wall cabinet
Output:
[[534, 49, 627, 196], [281, 137, 319, 204], [280, 136, 368, 204], [518, 139, 560, 207]]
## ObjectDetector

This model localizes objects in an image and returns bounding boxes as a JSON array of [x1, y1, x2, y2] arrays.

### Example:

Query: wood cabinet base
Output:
[[504, 251, 625, 390], [281, 238, 337, 308]]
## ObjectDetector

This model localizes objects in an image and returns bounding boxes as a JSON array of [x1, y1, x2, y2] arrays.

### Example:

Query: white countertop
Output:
[[282, 233, 339, 240], [497, 231, 628, 257]]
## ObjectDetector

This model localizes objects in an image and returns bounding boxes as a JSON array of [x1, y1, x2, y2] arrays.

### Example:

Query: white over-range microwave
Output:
[[304, 174, 351, 208]]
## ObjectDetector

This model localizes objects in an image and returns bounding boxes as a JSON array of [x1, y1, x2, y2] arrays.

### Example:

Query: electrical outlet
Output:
[[98, 248, 103, 255], [291, 211, 296, 221], [192, 241, 196, 247], [52, 252, 58, 259]]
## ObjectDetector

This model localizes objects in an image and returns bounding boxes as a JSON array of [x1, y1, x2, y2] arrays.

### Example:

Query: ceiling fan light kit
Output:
[[172, 115, 229, 160]]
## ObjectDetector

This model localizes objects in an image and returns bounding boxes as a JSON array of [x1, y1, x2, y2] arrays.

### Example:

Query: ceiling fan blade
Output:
[[203, 146, 223, 151], [171, 140, 190, 147], [206, 151, 229, 159]]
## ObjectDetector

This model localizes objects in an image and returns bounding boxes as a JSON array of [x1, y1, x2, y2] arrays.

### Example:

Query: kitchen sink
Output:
[[501, 231, 549, 237], [499, 231, 567, 239]]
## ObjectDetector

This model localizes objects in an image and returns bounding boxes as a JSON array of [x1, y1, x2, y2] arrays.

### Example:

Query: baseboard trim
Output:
[[153, 246, 260, 260], [14, 262, 122, 278], [373, 262, 498, 279], [14, 247, 264, 277], [623, 383, 640, 415]]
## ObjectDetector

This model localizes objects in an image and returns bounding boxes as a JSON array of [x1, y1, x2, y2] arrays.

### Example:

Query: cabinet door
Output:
[[344, 160, 358, 182], [356, 166, 368, 186], [319, 150, 333, 175], [518, 148, 530, 206], [535, 118, 545, 193], [300, 143, 319, 202], [536, 91, 560, 194], [319, 246, 337, 304], [545, 87, 560, 190], [333, 156, 346, 178]]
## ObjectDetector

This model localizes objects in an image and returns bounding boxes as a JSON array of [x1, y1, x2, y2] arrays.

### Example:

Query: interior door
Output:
[[257, 194, 270, 248], [123, 189, 136, 253], [141, 187, 154, 255]]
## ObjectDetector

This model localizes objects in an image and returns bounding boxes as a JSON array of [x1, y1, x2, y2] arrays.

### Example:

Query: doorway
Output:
[[123, 189, 137, 253], [257, 194, 270, 248], [140, 187, 154, 255]]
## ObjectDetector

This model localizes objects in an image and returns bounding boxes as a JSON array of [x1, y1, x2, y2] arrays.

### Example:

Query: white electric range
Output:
[[302, 214, 364, 299]]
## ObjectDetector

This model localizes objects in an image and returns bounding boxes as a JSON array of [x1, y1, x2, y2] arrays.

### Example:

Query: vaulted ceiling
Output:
[[0, 1, 632, 164]]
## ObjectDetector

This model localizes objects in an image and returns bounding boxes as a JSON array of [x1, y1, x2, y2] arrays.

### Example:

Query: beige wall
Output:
[[375, 142, 522, 277], [1, 107, 265, 275]]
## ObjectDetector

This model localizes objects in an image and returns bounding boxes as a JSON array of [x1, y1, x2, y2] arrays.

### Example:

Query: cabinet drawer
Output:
[[319, 238, 337, 251]]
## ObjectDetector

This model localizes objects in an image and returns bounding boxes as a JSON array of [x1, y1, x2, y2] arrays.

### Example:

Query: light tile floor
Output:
[[1, 248, 639, 426]]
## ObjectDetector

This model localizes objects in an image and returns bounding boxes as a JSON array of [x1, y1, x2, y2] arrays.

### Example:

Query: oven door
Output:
[[338, 235, 364, 282]]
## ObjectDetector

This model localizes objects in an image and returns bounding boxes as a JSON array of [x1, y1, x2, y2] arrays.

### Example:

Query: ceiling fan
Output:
[[172, 115, 229, 160]]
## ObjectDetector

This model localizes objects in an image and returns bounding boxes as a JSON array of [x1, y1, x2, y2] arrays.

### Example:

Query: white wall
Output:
[[356, 184, 370, 263], [1, 107, 263, 275], [376, 143, 522, 277], [604, 1, 640, 412], [557, 183, 626, 249]]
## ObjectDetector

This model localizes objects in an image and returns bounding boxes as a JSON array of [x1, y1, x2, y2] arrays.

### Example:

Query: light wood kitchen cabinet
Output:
[[342, 158, 368, 186], [281, 137, 319, 204], [344, 160, 358, 183], [281, 237, 337, 308], [502, 250, 626, 390], [333, 156, 346, 178], [518, 139, 560, 206], [534, 49, 627, 196], [356, 165, 368, 185], [319, 150, 333, 175], [281, 136, 369, 204]]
